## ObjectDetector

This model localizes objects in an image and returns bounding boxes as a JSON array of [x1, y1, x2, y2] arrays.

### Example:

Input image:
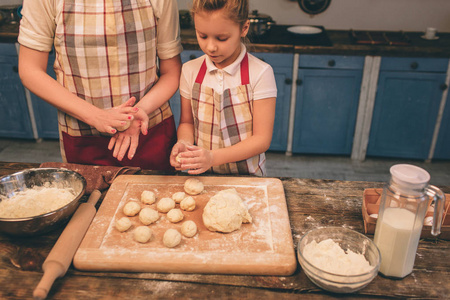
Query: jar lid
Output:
[[390, 164, 430, 190]]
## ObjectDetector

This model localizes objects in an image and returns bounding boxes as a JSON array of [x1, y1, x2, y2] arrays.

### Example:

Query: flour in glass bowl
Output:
[[0, 186, 76, 218], [303, 239, 372, 275]]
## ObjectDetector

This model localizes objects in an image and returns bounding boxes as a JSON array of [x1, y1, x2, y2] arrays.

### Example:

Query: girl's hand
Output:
[[92, 97, 138, 134], [179, 145, 213, 175], [170, 141, 190, 170], [108, 106, 149, 161]]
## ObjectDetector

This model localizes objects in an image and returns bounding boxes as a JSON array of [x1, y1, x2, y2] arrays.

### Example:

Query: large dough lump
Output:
[[202, 188, 252, 233]]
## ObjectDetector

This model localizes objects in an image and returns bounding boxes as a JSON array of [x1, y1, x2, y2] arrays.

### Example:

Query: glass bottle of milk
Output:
[[374, 164, 445, 279]]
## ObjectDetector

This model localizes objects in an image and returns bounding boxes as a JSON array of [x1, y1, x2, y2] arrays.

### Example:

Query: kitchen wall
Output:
[[0, 0, 22, 7], [177, 0, 450, 33]]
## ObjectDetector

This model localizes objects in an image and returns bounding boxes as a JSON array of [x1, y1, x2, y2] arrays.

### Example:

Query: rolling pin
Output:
[[33, 189, 102, 300]]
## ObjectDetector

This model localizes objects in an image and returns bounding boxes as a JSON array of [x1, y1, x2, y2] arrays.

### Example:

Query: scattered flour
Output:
[[0, 186, 76, 218], [303, 239, 372, 275]]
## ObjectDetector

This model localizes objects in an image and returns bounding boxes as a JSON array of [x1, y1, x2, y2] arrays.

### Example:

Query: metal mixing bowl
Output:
[[0, 168, 86, 236], [297, 227, 380, 293]]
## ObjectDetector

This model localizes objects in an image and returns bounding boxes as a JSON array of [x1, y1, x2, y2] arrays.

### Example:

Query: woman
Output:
[[18, 0, 183, 170]]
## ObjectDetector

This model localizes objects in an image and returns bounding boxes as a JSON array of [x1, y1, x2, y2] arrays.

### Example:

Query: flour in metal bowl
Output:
[[0, 185, 76, 218]]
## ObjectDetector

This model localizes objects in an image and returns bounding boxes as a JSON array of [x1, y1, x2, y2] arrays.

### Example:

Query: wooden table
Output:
[[1, 161, 449, 299]]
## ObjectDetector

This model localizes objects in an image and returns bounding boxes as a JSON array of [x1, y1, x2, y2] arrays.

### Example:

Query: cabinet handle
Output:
[[410, 62, 419, 70], [328, 59, 336, 67], [440, 83, 448, 91], [296, 79, 303, 85], [189, 54, 197, 60], [12, 66, 18, 73], [284, 78, 292, 85]]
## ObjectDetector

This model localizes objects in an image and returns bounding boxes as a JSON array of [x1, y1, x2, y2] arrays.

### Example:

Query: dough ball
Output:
[[133, 226, 152, 243], [181, 220, 197, 238], [116, 120, 131, 132], [123, 201, 141, 216], [139, 207, 160, 225], [167, 208, 184, 223], [184, 178, 204, 195], [202, 188, 252, 233], [156, 197, 175, 213], [141, 190, 156, 205], [163, 228, 182, 248], [172, 191, 186, 204], [115, 217, 132, 232], [180, 196, 196, 211]]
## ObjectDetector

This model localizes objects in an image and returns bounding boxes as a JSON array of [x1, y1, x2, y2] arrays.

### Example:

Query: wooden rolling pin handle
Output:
[[33, 189, 101, 300]]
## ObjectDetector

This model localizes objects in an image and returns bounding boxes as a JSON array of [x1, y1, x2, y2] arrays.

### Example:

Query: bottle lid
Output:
[[390, 164, 430, 190]]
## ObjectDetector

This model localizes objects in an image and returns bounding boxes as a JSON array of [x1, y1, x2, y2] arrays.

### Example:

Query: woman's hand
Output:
[[92, 97, 138, 134], [178, 145, 213, 175], [108, 104, 149, 161]]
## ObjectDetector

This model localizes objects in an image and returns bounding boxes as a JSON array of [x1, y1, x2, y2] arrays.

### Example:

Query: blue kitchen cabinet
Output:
[[0, 43, 34, 139], [292, 55, 364, 155], [29, 52, 59, 139], [253, 52, 293, 152], [433, 89, 450, 160], [367, 57, 448, 160]]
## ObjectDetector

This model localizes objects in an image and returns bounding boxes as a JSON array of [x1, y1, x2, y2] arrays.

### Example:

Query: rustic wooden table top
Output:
[[1, 161, 449, 299]]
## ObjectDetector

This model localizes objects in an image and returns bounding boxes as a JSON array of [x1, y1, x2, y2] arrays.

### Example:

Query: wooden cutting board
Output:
[[73, 175, 297, 275]]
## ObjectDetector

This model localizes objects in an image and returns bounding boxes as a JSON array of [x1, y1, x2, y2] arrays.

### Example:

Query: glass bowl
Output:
[[0, 168, 86, 236], [297, 226, 380, 293]]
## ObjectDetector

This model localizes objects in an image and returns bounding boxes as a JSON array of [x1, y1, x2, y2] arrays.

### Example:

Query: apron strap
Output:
[[195, 59, 208, 84], [240, 53, 249, 85]]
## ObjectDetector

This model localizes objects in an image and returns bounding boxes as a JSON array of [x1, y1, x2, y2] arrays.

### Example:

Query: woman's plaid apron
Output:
[[191, 54, 266, 176], [53, 0, 175, 169]]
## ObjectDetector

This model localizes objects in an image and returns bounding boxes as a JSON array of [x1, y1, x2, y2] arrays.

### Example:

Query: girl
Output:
[[18, 0, 183, 170], [170, 0, 277, 176]]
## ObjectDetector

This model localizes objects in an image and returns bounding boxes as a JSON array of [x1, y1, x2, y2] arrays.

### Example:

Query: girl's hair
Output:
[[191, 0, 249, 28]]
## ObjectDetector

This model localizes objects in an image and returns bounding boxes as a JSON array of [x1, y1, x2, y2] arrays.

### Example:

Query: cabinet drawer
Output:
[[299, 54, 364, 70], [380, 57, 449, 72], [0, 43, 17, 56]]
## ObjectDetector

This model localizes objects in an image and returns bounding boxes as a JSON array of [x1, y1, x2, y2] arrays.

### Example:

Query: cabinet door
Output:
[[432, 91, 450, 160], [253, 53, 293, 152], [292, 68, 362, 154], [0, 51, 34, 139], [367, 71, 445, 159], [30, 52, 59, 139]]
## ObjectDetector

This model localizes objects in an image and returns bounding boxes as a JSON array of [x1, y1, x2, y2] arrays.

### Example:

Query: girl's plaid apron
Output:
[[54, 0, 175, 169], [191, 54, 266, 176]]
